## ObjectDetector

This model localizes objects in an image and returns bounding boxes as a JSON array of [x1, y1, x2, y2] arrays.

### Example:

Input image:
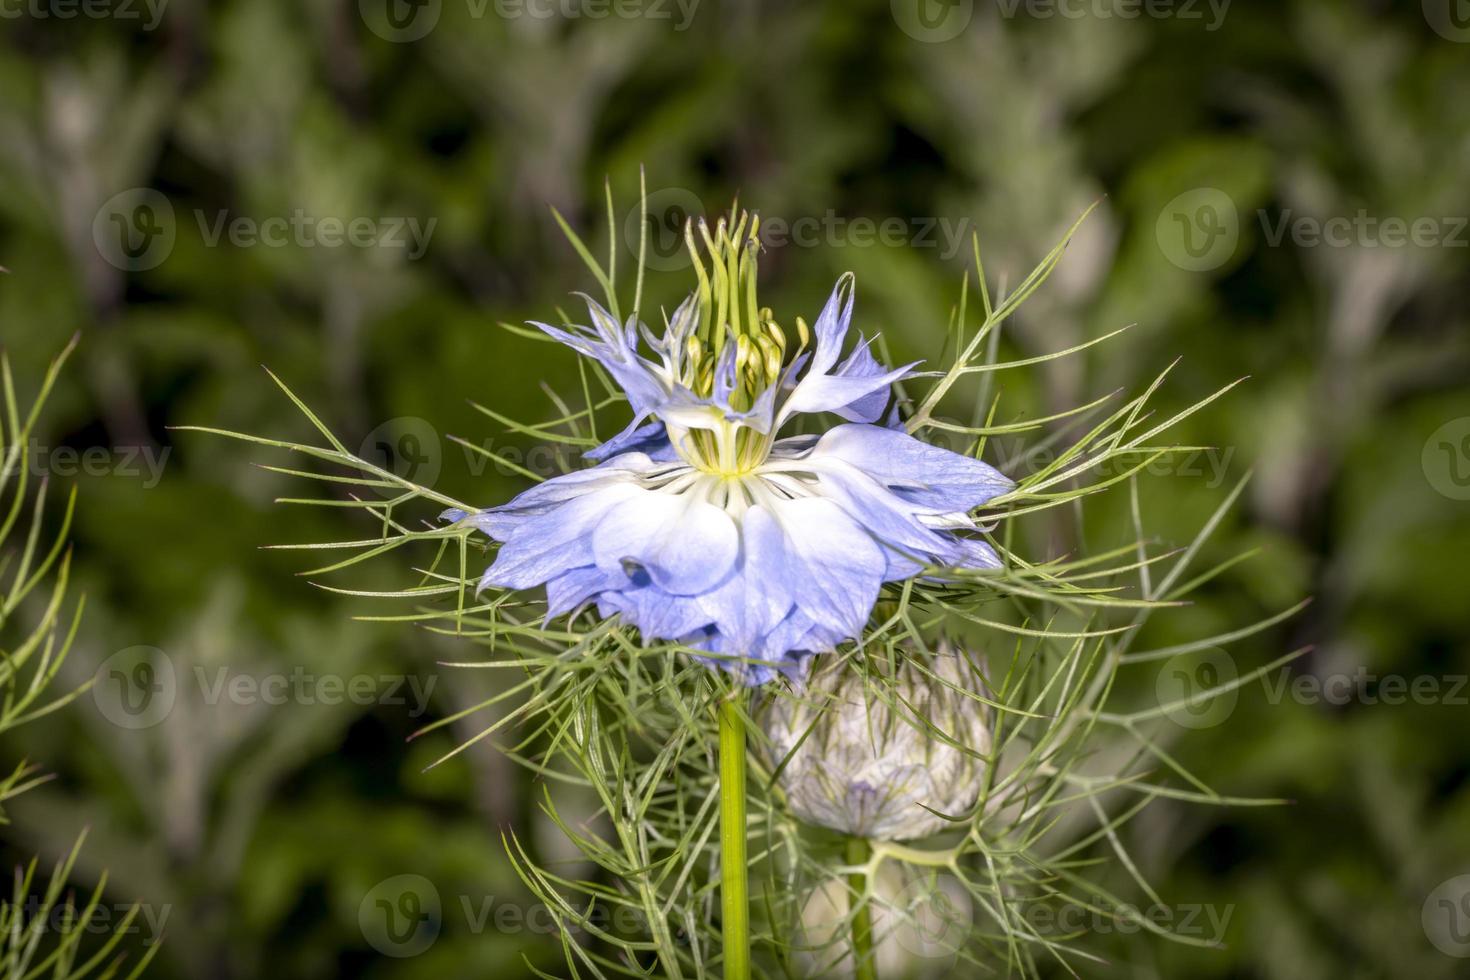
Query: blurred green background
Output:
[[1, 0, 1469, 977]]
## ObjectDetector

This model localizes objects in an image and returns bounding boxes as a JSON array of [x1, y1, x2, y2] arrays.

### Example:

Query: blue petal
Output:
[[468, 453, 657, 539], [480, 484, 642, 591], [585, 420, 679, 462], [598, 583, 714, 641], [808, 424, 1013, 513], [591, 489, 740, 596], [797, 460, 975, 578], [765, 495, 886, 640], [831, 338, 895, 423], [693, 505, 796, 653]]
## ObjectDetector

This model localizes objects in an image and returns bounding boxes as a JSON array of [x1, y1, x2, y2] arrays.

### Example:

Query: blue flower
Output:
[[456, 216, 1013, 683]]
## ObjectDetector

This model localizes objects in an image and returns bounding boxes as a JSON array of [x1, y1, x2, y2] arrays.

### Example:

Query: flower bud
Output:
[[762, 646, 993, 841]]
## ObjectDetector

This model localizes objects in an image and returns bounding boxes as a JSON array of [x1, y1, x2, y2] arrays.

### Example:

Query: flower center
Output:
[[672, 212, 808, 412], [668, 418, 775, 478]]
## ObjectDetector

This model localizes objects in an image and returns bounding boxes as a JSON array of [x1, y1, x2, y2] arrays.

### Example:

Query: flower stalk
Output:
[[719, 695, 750, 980], [847, 835, 877, 980]]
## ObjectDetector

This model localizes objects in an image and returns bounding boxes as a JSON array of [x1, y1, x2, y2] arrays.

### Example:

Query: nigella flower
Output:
[[453, 213, 1013, 683], [762, 646, 995, 840]]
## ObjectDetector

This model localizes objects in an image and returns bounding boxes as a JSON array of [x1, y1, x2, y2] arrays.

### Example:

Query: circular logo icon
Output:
[[92, 188, 175, 272], [624, 188, 705, 272], [1156, 647, 1238, 729], [1155, 188, 1239, 272], [359, 0, 441, 43], [1423, 417, 1470, 501], [92, 646, 177, 730], [359, 417, 442, 496], [890, 0, 973, 43], [1424, 875, 1470, 957], [360, 874, 441, 957], [891, 872, 973, 959], [1424, 0, 1470, 42]]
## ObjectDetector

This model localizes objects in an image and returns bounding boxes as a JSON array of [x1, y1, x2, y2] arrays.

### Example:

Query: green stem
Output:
[[719, 697, 750, 980], [847, 836, 877, 980]]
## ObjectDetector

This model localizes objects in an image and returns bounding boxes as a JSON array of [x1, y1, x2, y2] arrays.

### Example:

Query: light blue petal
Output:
[[808, 424, 1013, 512], [592, 489, 740, 596], [694, 506, 796, 653], [765, 495, 885, 639], [584, 420, 679, 462], [598, 584, 713, 642], [780, 360, 919, 423], [544, 565, 624, 619], [481, 484, 641, 590], [831, 338, 895, 423], [469, 453, 658, 538]]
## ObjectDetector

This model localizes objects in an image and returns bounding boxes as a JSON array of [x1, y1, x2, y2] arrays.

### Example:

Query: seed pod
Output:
[[762, 646, 993, 841]]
